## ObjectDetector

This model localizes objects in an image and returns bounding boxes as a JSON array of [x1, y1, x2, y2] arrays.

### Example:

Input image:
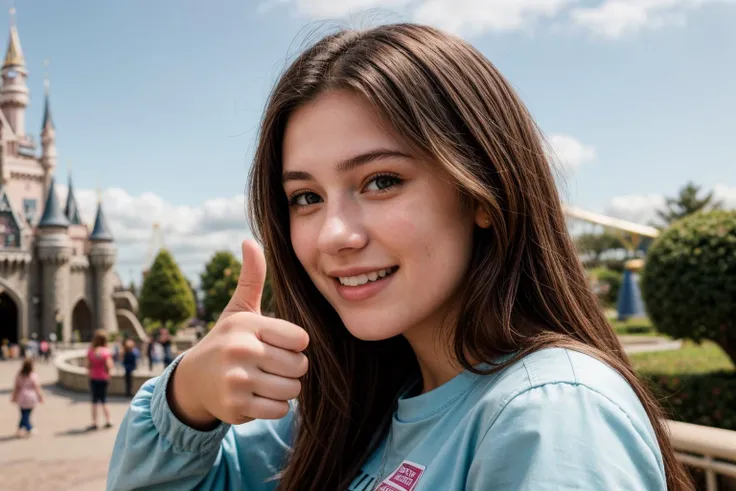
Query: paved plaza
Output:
[[0, 358, 144, 491]]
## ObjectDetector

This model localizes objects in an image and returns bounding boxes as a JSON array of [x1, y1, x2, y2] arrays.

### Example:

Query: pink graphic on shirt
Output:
[[375, 461, 426, 491]]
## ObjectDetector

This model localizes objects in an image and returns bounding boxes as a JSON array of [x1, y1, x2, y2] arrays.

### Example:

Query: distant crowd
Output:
[[7, 326, 183, 439], [1, 332, 54, 362]]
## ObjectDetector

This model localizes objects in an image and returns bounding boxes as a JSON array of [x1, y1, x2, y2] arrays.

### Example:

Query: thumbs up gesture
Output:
[[169, 240, 309, 430]]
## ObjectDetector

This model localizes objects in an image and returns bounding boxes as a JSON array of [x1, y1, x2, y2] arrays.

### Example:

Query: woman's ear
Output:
[[474, 205, 491, 229]]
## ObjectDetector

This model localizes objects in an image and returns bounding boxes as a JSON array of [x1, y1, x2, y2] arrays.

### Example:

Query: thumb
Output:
[[224, 240, 267, 315]]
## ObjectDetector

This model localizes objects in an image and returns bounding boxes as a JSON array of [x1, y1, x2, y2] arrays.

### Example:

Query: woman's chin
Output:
[[342, 322, 405, 342]]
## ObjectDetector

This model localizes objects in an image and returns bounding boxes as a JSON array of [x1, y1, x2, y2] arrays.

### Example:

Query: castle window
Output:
[[23, 198, 37, 222]]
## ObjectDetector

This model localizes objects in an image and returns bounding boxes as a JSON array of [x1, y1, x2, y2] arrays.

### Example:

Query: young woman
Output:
[[108, 23, 692, 490], [87, 329, 114, 430], [11, 358, 44, 438]]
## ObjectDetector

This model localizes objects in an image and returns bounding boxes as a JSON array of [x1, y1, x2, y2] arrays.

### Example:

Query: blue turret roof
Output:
[[38, 177, 69, 228], [64, 175, 82, 225], [89, 201, 113, 242]]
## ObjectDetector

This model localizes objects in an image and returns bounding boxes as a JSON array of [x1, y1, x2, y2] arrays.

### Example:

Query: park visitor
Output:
[[11, 358, 44, 438], [39, 336, 50, 362], [121, 338, 139, 397], [86, 329, 114, 430], [107, 23, 692, 490], [159, 327, 175, 368]]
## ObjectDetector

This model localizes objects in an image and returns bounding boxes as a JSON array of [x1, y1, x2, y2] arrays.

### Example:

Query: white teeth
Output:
[[338, 268, 394, 286]]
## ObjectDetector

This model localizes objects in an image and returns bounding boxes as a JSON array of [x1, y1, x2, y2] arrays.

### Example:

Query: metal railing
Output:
[[667, 420, 736, 490]]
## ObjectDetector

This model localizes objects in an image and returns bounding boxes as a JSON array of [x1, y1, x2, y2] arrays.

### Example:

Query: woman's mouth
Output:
[[336, 266, 398, 286], [332, 266, 399, 302]]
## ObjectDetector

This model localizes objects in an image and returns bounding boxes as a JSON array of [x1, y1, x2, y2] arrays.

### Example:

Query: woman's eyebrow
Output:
[[282, 149, 410, 183]]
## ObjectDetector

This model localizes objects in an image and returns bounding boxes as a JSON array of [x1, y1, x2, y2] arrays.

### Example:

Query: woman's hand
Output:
[[169, 241, 309, 430]]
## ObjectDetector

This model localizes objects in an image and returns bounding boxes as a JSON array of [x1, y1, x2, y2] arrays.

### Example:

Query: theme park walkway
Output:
[[0, 357, 135, 491]]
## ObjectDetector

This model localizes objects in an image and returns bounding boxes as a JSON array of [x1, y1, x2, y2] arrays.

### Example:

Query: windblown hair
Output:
[[248, 23, 692, 491]]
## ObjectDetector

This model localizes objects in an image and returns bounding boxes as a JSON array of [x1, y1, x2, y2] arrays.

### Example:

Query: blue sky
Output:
[[7, 0, 736, 286]]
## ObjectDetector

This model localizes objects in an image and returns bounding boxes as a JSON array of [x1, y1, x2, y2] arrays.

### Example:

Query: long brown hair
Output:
[[248, 23, 692, 491]]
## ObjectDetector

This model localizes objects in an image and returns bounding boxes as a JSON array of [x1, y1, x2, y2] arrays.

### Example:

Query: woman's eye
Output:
[[364, 174, 401, 192], [290, 192, 322, 207]]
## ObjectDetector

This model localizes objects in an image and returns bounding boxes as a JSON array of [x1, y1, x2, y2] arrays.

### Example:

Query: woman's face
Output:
[[282, 90, 485, 341]]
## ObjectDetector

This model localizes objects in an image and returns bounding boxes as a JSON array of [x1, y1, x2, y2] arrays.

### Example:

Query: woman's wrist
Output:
[[166, 355, 220, 431]]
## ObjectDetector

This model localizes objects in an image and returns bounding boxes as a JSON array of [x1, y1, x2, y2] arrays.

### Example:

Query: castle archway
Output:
[[116, 309, 149, 342], [0, 291, 18, 344], [71, 298, 93, 342], [0, 277, 25, 344]]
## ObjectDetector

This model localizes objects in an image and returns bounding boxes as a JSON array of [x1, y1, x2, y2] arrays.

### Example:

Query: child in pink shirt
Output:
[[11, 358, 44, 438]]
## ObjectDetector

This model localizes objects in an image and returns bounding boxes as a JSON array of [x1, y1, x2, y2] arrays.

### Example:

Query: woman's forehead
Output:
[[282, 91, 406, 173]]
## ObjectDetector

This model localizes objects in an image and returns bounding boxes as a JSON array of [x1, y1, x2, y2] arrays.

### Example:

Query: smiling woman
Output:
[[107, 23, 693, 491], [282, 90, 480, 344]]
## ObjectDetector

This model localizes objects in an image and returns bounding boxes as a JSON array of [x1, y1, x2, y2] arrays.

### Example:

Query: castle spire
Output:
[[42, 60, 54, 132], [64, 169, 82, 225], [89, 188, 114, 242], [1, 7, 29, 138], [3, 8, 23, 69], [38, 176, 70, 228]]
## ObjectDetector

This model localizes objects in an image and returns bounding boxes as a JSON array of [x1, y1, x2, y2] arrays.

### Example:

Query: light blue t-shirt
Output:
[[107, 347, 666, 490]]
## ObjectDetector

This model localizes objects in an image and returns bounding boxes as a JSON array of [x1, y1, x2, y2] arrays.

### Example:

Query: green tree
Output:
[[656, 181, 721, 226], [128, 281, 137, 297], [588, 267, 622, 307], [186, 278, 200, 318], [575, 232, 624, 265], [200, 251, 241, 322], [139, 249, 196, 327], [642, 210, 736, 364]]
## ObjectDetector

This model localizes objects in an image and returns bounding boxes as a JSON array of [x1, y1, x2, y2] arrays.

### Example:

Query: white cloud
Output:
[[262, 0, 734, 38], [259, 0, 413, 17], [604, 184, 736, 225], [412, 0, 576, 36], [604, 193, 666, 225], [55, 185, 251, 289], [571, 0, 735, 39], [263, 0, 578, 36], [544, 133, 597, 170]]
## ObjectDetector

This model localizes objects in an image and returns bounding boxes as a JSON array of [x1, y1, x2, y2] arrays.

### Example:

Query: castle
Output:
[[0, 14, 142, 344]]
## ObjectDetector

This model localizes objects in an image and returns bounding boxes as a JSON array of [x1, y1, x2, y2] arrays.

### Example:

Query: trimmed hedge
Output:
[[612, 318, 655, 336], [641, 210, 736, 364], [631, 341, 736, 430], [644, 371, 736, 430]]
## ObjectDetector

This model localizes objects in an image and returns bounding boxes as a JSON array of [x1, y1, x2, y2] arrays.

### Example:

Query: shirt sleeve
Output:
[[107, 354, 296, 491], [466, 382, 666, 491]]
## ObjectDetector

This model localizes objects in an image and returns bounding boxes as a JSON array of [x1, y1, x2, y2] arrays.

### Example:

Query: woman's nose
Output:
[[317, 206, 368, 255]]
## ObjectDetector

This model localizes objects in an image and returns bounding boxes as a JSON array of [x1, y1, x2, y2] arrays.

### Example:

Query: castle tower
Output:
[[36, 176, 73, 340], [0, 8, 29, 139], [40, 81, 57, 195], [88, 193, 117, 335]]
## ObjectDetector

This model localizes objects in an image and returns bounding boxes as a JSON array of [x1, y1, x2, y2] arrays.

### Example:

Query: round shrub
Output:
[[641, 210, 736, 364]]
